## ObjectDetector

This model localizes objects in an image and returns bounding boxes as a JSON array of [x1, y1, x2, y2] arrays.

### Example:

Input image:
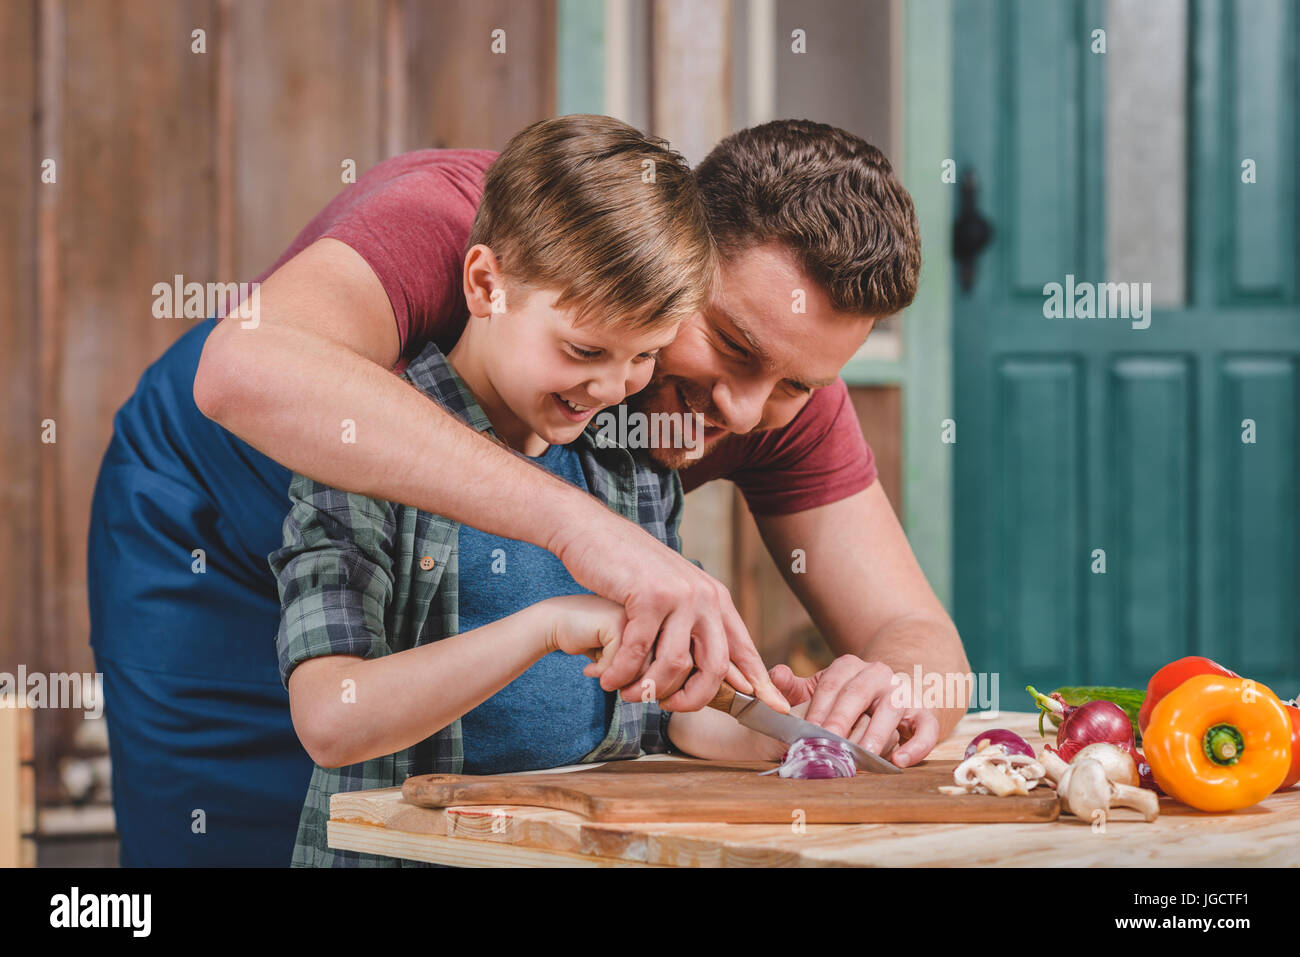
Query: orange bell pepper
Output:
[[1143, 675, 1292, 811]]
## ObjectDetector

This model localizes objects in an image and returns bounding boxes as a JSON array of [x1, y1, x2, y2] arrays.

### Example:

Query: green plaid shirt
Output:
[[269, 341, 681, 867]]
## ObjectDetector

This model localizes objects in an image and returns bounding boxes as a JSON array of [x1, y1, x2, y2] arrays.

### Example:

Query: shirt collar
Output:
[[402, 341, 499, 437]]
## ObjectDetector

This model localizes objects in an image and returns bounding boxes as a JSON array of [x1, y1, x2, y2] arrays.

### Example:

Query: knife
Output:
[[705, 681, 903, 774]]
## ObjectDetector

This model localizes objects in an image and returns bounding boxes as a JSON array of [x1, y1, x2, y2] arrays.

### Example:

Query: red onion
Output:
[[761, 737, 857, 779], [964, 729, 1034, 760], [1045, 698, 1137, 762], [1135, 753, 1160, 792], [1038, 694, 1163, 792]]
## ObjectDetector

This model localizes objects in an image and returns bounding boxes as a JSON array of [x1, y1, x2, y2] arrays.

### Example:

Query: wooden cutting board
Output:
[[401, 758, 1059, 823]]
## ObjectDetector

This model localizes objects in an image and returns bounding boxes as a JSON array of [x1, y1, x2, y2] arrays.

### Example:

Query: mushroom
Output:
[[938, 744, 1047, 796], [1039, 747, 1070, 784], [1055, 756, 1159, 823], [1070, 743, 1140, 787]]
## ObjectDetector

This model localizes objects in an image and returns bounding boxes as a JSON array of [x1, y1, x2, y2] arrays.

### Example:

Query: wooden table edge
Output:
[[328, 820, 663, 867]]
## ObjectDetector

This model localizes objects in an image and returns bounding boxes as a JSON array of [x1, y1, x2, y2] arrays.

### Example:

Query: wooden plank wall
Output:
[[3, 0, 556, 803], [0, 0, 41, 807]]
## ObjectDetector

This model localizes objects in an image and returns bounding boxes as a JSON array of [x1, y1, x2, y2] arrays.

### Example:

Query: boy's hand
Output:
[[542, 594, 629, 670]]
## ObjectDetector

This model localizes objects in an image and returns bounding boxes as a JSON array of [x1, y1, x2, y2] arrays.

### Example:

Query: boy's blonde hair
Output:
[[467, 114, 716, 331]]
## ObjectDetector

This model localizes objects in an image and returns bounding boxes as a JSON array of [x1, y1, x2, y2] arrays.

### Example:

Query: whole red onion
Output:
[[1045, 698, 1137, 761], [1041, 695, 1162, 792]]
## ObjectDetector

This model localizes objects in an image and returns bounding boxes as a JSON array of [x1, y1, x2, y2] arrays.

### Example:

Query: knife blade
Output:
[[705, 681, 902, 774]]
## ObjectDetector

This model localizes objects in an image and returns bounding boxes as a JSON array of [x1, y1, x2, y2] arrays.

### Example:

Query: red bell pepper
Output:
[[1138, 656, 1239, 735], [1281, 701, 1300, 790]]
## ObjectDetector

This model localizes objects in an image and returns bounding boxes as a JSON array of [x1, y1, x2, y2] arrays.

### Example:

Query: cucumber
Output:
[[1026, 685, 1146, 745]]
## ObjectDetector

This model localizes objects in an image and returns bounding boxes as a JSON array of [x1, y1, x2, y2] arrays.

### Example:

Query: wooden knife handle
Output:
[[706, 681, 736, 713]]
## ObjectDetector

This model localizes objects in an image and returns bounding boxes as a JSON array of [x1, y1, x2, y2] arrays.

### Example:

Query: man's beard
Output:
[[646, 434, 728, 469], [630, 376, 731, 469]]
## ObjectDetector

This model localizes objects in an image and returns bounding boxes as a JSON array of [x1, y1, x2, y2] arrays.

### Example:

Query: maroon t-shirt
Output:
[[248, 149, 877, 516]]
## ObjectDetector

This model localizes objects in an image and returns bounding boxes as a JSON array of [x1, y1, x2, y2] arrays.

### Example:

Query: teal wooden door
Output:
[[952, 0, 1300, 705]]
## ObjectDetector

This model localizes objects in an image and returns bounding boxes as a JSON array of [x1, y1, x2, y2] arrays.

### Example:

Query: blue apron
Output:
[[88, 317, 313, 865]]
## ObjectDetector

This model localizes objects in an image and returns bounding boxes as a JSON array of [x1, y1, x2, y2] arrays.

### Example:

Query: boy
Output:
[[269, 115, 785, 867]]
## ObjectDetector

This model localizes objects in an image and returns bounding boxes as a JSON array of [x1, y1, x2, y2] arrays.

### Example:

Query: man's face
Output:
[[634, 242, 877, 468]]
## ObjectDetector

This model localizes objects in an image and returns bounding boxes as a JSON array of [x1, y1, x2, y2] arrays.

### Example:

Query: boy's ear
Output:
[[463, 244, 505, 318]]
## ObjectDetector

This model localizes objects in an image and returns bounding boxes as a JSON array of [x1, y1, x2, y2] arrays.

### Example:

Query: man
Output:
[[90, 118, 971, 866]]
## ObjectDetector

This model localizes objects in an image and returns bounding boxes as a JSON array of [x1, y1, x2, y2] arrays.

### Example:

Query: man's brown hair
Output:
[[694, 119, 921, 317], [468, 114, 715, 330]]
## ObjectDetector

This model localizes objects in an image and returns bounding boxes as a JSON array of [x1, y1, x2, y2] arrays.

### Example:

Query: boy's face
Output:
[[475, 284, 678, 451], [633, 242, 877, 468]]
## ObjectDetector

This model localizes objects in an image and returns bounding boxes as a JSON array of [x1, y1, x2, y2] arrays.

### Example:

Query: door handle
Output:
[[953, 168, 994, 292]]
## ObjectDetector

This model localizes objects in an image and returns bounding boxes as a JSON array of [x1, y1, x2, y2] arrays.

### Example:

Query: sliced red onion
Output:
[[760, 737, 857, 779]]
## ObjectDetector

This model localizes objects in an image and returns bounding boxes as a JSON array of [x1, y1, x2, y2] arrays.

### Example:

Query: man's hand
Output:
[[769, 656, 942, 768], [550, 512, 790, 716]]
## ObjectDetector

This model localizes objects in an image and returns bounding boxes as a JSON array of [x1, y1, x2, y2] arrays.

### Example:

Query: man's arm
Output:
[[195, 237, 785, 713], [755, 482, 973, 763], [195, 238, 569, 550]]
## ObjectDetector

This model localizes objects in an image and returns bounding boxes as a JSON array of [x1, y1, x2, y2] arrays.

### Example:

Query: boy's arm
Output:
[[271, 475, 635, 769], [269, 474, 550, 768], [288, 606, 554, 769], [662, 707, 788, 763]]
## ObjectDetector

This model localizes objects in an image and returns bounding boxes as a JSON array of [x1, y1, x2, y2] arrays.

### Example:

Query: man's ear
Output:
[[463, 244, 505, 318]]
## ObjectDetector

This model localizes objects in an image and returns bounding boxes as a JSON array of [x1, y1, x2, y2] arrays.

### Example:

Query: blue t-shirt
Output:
[[456, 442, 614, 773]]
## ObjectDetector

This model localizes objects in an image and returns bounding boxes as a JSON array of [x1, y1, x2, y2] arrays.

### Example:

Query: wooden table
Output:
[[327, 710, 1300, 866]]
